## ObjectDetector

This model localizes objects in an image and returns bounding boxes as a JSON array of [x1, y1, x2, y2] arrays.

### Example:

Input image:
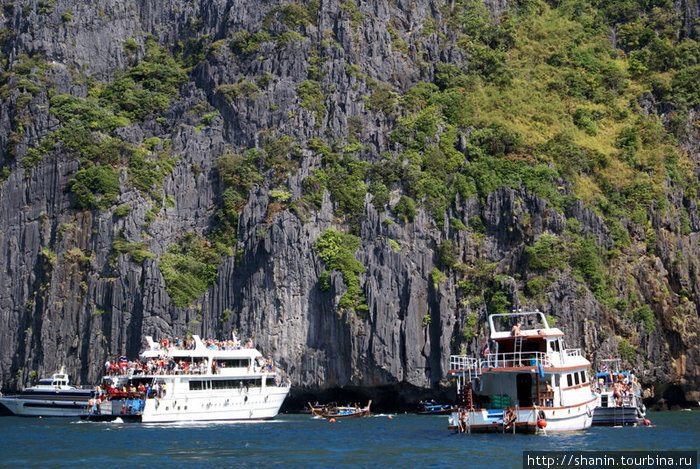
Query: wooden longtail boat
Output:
[[308, 400, 371, 419]]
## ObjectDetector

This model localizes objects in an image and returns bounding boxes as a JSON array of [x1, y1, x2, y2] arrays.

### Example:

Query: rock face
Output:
[[0, 0, 698, 410]]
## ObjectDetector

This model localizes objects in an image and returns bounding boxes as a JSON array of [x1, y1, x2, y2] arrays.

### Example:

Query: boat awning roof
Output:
[[596, 371, 630, 377]]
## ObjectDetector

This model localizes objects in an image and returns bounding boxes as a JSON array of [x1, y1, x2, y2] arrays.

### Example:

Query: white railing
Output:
[[449, 351, 551, 374], [564, 348, 581, 357], [450, 355, 480, 371], [485, 351, 551, 369]]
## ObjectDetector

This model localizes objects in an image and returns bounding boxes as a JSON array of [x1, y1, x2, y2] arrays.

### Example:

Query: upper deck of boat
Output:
[[140, 335, 265, 360], [449, 311, 590, 375], [488, 311, 563, 340]]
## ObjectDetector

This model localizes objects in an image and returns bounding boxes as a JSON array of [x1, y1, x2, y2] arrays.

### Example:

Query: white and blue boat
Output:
[[0, 368, 97, 417], [592, 358, 646, 426], [417, 401, 452, 415]]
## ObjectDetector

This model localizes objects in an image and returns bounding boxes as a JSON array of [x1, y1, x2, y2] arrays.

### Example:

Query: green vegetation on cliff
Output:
[[201, 0, 698, 329], [159, 232, 227, 307], [314, 228, 368, 317], [11, 39, 186, 211]]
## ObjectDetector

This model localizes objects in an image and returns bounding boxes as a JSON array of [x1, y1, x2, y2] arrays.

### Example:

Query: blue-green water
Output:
[[1, 411, 697, 468]]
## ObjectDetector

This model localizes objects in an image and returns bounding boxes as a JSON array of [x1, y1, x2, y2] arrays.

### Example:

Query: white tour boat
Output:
[[83, 334, 290, 423], [447, 311, 596, 433], [592, 358, 646, 426], [0, 368, 97, 417]]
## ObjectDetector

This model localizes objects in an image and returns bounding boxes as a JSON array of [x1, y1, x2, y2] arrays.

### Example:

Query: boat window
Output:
[[188, 378, 264, 391], [579, 371, 587, 384], [566, 374, 573, 387], [217, 359, 251, 368], [574, 373, 581, 385], [247, 378, 262, 388], [188, 380, 212, 390], [212, 379, 238, 389]]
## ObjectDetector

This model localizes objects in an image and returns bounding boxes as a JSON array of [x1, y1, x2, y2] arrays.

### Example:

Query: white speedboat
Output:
[[592, 358, 646, 426], [83, 334, 290, 423], [447, 311, 596, 433], [0, 368, 97, 417]]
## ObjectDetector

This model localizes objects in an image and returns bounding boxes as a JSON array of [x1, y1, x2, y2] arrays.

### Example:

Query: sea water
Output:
[[0, 411, 697, 468]]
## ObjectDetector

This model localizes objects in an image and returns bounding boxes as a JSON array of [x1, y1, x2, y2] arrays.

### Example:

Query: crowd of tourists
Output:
[[102, 335, 274, 377]]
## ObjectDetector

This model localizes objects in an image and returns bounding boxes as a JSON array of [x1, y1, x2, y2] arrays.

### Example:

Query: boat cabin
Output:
[[36, 371, 70, 388], [483, 311, 568, 369]]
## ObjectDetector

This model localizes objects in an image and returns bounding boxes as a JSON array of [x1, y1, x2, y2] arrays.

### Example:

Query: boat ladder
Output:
[[466, 361, 482, 411], [613, 404, 624, 426], [514, 336, 524, 366], [462, 386, 475, 411]]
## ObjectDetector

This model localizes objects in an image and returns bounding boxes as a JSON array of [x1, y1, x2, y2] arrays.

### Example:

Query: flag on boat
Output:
[[481, 342, 490, 356], [119, 355, 127, 362], [602, 363, 608, 372]]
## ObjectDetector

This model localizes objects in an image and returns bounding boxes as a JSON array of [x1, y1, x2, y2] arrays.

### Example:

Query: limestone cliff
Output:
[[0, 0, 698, 410]]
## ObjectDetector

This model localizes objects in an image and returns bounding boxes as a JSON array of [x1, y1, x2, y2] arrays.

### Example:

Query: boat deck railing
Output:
[[116, 366, 272, 377], [450, 351, 552, 374], [485, 351, 552, 369], [450, 356, 480, 375]]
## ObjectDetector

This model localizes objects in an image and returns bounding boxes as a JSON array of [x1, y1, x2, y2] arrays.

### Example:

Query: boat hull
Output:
[[316, 409, 370, 419], [0, 396, 90, 417], [84, 386, 289, 423], [417, 410, 452, 415], [448, 401, 595, 434], [592, 406, 644, 426], [417, 404, 452, 415]]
